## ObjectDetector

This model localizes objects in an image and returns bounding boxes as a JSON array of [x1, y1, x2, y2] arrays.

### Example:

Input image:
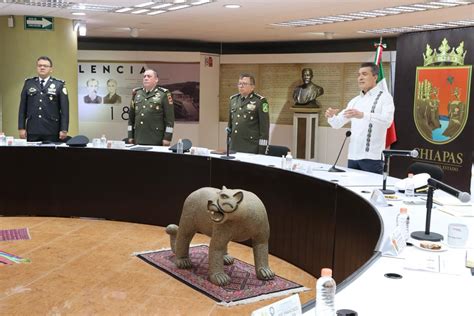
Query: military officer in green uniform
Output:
[[128, 69, 175, 146], [18, 56, 69, 142], [228, 73, 270, 154]]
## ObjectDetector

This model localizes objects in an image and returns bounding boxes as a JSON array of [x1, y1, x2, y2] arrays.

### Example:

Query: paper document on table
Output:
[[404, 251, 466, 275], [438, 205, 474, 217]]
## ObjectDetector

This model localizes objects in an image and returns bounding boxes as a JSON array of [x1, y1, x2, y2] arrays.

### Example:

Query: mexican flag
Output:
[[374, 38, 397, 148]]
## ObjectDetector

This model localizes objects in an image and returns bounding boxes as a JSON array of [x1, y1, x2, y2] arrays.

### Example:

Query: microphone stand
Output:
[[328, 136, 348, 173], [381, 155, 395, 194], [220, 130, 235, 160], [411, 185, 443, 241]]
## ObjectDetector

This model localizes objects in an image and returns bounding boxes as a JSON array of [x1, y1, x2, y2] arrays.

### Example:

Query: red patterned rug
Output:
[[0, 228, 31, 241], [136, 245, 307, 306]]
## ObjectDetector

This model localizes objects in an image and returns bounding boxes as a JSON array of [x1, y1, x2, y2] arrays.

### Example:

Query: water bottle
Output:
[[315, 268, 336, 316], [177, 138, 184, 154], [100, 134, 107, 148], [0, 132, 6, 146], [285, 151, 293, 170], [405, 173, 415, 198], [396, 207, 410, 242]]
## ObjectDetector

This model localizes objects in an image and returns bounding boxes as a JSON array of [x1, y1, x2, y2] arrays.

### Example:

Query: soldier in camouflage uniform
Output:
[[18, 56, 69, 142], [128, 69, 175, 146], [228, 73, 270, 154]]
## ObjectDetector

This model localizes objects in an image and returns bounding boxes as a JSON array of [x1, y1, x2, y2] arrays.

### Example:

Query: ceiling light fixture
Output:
[[135, 2, 155, 8], [147, 10, 166, 15], [167, 5, 190, 10], [274, 0, 471, 28], [115, 7, 133, 13], [131, 9, 150, 14], [224, 4, 241, 9], [72, 12, 86, 16], [151, 3, 173, 9]]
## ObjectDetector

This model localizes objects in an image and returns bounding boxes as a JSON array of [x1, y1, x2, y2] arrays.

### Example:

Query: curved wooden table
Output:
[[0, 146, 382, 308]]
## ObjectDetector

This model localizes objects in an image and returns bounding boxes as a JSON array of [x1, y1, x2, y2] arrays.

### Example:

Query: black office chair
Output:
[[265, 145, 290, 157], [407, 162, 444, 181]]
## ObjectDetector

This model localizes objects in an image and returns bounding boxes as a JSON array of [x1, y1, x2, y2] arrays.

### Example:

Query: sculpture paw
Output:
[[223, 254, 234, 265], [256, 267, 275, 280], [175, 257, 192, 269], [209, 272, 231, 286]]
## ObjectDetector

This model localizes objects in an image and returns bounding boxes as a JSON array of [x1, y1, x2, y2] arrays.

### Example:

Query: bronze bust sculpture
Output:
[[293, 68, 324, 107]]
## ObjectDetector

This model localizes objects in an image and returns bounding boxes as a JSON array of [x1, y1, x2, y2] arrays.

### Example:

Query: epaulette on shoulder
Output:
[[230, 93, 240, 100], [132, 87, 143, 95], [157, 86, 169, 93], [253, 93, 265, 100], [51, 77, 65, 84]]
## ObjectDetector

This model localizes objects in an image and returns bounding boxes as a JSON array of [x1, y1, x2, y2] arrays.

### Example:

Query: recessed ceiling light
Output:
[[131, 9, 150, 14], [147, 10, 166, 15], [167, 5, 190, 10], [135, 2, 155, 8], [116, 7, 133, 13], [72, 12, 86, 16], [224, 4, 241, 9], [151, 3, 173, 9]]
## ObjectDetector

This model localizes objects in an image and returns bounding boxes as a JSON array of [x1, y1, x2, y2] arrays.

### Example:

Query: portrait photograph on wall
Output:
[[78, 62, 200, 140]]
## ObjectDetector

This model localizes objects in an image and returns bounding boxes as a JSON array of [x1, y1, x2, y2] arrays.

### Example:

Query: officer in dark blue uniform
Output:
[[18, 56, 69, 142]]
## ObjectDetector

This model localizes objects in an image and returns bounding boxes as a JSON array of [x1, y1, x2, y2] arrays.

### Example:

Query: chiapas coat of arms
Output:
[[414, 38, 471, 144]]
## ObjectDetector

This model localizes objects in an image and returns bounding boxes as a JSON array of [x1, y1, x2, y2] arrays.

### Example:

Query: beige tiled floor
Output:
[[0, 217, 316, 315]]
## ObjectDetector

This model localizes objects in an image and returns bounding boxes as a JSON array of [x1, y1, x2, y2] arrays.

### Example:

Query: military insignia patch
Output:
[[28, 87, 37, 93], [167, 92, 173, 105], [247, 103, 256, 111], [62, 87, 68, 95], [262, 102, 269, 113], [50, 83, 56, 89]]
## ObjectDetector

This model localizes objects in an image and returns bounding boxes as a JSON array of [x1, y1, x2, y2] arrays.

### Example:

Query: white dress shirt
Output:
[[328, 86, 394, 160]]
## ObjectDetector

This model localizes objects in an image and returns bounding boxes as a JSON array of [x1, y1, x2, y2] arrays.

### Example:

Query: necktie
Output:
[[40, 79, 45, 89]]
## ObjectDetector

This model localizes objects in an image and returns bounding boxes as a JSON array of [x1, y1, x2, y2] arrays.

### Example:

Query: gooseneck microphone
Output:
[[220, 127, 235, 160], [427, 178, 471, 203], [411, 178, 470, 242], [328, 131, 351, 172], [383, 149, 419, 158], [381, 148, 419, 194]]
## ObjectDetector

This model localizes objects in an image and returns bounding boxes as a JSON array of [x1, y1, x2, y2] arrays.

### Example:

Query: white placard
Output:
[[251, 294, 302, 316]]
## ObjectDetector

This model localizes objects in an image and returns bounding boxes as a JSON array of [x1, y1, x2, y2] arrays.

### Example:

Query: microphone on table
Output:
[[382, 149, 419, 158], [221, 127, 235, 160], [411, 178, 471, 242], [328, 131, 351, 172], [427, 178, 471, 203], [380, 148, 419, 195]]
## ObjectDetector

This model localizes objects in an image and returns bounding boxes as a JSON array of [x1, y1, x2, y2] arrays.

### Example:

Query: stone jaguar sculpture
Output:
[[166, 186, 275, 286]]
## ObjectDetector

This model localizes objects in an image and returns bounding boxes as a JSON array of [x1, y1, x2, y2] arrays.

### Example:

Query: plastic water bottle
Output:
[[396, 207, 410, 242], [405, 173, 415, 198], [315, 268, 336, 316], [177, 138, 184, 154], [100, 134, 107, 148], [285, 151, 293, 170]]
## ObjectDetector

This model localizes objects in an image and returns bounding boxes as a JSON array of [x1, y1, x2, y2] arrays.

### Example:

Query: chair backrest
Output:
[[265, 145, 290, 157], [407, 162, 444, 181]]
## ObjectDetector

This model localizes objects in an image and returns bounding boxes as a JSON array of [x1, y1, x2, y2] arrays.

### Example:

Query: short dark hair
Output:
[[360, 62, 379, 76], [37, 56, 53, 67], [239, 73, 255, 85], [144, 68, 159, 78], [302, 68, 313, 76]]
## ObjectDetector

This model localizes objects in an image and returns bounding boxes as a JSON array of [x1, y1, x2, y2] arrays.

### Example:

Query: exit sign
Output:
[[24, 16, 54, 30]]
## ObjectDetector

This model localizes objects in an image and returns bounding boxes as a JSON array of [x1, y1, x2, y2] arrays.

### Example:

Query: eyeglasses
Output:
[[237, 82, 252, 87], [37, 64, 51, 68]]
